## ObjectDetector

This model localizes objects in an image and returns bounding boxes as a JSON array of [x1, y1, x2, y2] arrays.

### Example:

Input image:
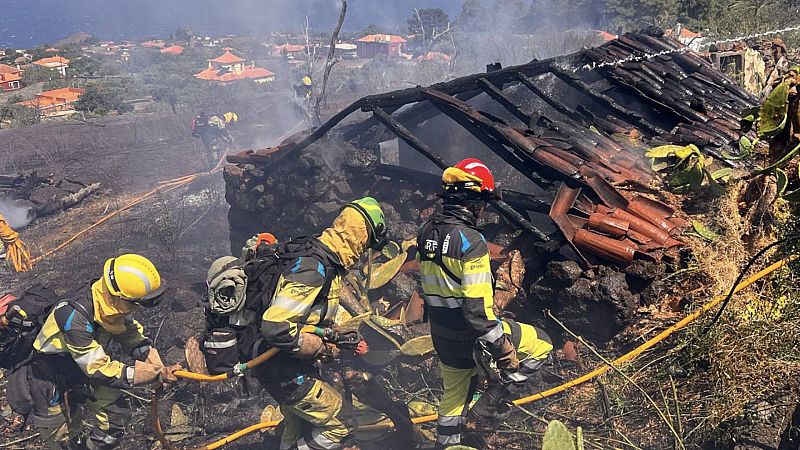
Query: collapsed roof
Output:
[[229, 28, 757, 267]]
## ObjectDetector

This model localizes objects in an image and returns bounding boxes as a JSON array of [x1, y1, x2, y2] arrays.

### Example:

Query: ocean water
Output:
[[0, 0, 462, 49]]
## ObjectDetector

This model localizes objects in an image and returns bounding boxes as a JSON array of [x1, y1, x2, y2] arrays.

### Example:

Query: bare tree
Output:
[[301, 17, 318, 77], [314, 0, 348, 125]]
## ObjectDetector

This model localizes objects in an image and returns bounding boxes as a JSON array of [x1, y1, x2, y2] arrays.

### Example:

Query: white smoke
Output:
[[0, 197, 36, 230]]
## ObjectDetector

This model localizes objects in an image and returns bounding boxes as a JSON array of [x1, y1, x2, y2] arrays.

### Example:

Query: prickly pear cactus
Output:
[[542, 420, 576, 450]]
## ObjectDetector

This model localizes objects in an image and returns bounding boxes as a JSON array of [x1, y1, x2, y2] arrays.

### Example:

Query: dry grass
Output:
[[528, 186, 800, 449]]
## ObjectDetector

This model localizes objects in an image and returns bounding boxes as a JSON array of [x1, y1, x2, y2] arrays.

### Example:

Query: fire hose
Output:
[[149, 253, 797, 450], [31, 152, 228, 265]]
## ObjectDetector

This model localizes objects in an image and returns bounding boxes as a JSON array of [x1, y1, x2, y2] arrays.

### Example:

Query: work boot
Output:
[[468, 384, 511, 420]]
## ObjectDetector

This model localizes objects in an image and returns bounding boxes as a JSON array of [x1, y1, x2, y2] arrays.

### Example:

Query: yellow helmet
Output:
[[223, 112, 238, 124], [103, 254, 165, 303], [302, 75, 312, 86]]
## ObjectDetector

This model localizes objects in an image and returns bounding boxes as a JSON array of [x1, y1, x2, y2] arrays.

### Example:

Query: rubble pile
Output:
[[225, 28, 757, 339]]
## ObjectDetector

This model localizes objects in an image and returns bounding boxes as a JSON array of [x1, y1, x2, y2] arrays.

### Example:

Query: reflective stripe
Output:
[[423, 294, 463, 309], [437, 415, 464, 427], [296, 437, 311, 450], [271, 295, 311, 315], [73, 346, 109, 372], [522, 358, 546, 372], [131, 345, 150, 359], [203, 339, 237, 349], [310, 428, 340, 449], [437, 433, 461, 445], [462, 271, 492, 286], [506, 371, 529, 383], [420, 271, 460, 289], [478, 322, 504, 344], [125, 366, 135, 384], [116, 265, 152, 291]]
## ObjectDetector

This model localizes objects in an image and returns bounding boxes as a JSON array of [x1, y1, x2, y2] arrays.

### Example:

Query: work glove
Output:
[[132, 361, 163, 386], [295, 333, 340, 363], [488, 335, 520, 376], [145, 347, 164, 366], [159, 363, 183, 383]]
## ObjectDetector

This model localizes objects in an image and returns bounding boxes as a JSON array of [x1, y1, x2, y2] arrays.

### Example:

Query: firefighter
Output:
[[192, 111, 238, 168], [257, 197, 390, 450], [21, 254, 181, 450], [417, 158, 552, 448]]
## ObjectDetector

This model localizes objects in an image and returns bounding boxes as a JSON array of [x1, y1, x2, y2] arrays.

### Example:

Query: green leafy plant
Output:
[[645, 144, 724, 193], [542, 420, 583, 450]]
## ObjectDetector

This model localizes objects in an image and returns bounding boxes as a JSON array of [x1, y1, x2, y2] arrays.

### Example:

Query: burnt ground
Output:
[[0, 110, 295, 449]]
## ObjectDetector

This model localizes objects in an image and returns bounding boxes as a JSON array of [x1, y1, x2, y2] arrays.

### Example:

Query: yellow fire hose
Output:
[[32, 152, 228, 266], [150, 255, 796, 449]]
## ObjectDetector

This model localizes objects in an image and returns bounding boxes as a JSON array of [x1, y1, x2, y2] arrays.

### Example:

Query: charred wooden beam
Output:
[[418, 87, 555, 190], [517, 73, 576, 120], [280, 58, 556, 158], [549, 68, 664, 135], [375, 164, 551, 215], [369, 108, 551, 242], [477, 78, 530, 125], [370, 107, 448, 170]]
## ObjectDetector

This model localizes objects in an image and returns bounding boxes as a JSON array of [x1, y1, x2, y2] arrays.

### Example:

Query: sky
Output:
[[0, 0, 465, 48]]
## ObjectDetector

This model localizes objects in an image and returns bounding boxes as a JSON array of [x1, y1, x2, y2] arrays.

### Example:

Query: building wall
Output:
[[357, 42, 404, 59]]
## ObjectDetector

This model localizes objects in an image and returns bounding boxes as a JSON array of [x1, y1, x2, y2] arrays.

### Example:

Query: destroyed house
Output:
[[226, 29, 756, 268]]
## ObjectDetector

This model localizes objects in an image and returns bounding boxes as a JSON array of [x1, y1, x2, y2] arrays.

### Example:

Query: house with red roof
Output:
[[17, 87, 85, 117], [33, 56, 70, 76], [273, 43, 306, 59], [194, 49, 275, 83], [0, 64, 23, 91], [356, 34, 406, 58], [160, 46, 184, 55]]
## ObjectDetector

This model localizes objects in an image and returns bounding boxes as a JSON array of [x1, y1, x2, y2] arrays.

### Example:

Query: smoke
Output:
[[0, 198, 36, 230]]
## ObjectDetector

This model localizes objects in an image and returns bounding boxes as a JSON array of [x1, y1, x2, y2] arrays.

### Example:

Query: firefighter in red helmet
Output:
[[416, 158, 553, 448]]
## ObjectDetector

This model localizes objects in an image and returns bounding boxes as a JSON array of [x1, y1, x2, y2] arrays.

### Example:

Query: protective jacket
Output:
[[258, 207, 385, 450], [33, 280, 151, 388], [417, 205, 504, 366]]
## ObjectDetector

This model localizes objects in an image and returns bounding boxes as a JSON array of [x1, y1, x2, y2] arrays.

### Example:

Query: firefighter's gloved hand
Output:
[[145, 347, 164, 366], [317, 328, 368, 356], [296, 333, 339, 363], [132, 361, 162, 386], [159, 363, 183, 383], [488, 336, 519, 372]]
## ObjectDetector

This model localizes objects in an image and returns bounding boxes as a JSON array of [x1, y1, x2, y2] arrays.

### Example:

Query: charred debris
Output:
[[225, 28, 756, 340]]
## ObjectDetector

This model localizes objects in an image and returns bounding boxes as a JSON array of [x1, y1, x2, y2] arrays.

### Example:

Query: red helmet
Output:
[[453, 158, 495, 192]]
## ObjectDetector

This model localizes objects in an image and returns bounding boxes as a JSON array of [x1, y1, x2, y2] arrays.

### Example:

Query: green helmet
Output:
[[345, 197, 388, 251]]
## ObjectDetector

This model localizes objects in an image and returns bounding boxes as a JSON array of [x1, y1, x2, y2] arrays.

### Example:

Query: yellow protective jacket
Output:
[[260, 207, 368, 355], [417, 205, 502, 349], [33, 280, 151, 388]]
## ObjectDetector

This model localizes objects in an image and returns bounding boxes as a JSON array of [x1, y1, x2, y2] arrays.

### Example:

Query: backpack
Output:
[[0, 284, 63, 370], [201, 236, 340, 374]]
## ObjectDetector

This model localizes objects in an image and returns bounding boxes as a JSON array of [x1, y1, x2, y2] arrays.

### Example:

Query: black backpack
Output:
[[202, 236, 340, 374], [0, 284, 62, 370]]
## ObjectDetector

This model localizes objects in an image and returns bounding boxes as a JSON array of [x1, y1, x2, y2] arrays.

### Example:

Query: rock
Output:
[[391, 222, 418, 241], [385, 271, 417, 305], [544, 260, 583, 288]]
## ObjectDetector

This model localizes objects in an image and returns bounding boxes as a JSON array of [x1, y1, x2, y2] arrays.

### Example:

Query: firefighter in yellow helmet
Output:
[[19, 254, 181, 449], [256, 197, 390, 450], [416, 159, 553, 448], [193, 111, 237, 168]]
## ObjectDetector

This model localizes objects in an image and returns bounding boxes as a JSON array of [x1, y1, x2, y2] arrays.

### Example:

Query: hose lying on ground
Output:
[[31, 152, 228, 266], [0, 213, 32, 272], [150, 251, 796, 450]]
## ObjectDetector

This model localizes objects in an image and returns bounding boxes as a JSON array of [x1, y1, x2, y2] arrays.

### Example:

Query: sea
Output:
[[0, 0, 462, 49]]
